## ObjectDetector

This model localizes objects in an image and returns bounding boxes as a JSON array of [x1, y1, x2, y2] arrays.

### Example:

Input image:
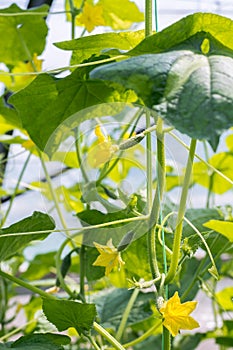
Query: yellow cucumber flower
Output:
[[93, 239, 125, 276], [88, 125, 118, 167], [78, 2, 105, 32], [159, 291, 200, 337]]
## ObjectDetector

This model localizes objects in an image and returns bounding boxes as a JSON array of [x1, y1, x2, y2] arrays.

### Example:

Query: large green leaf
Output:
[[129, 12, 233, 56], [8, 333, 70, 350], [42, 299, 96, 334], [10, 69, 136, 155], [91, 39, 233, 149], [0, 4, 48, 65], [94, 288, 153, 330], [0, 212, 55, 262], [55, 30, 144, 65]]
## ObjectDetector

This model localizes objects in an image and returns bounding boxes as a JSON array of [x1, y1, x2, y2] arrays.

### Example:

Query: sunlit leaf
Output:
[[216, 287, 233, 310], [0, 4, 48, 65], [10, 69, 136, 155], [129, 12, 233, 56], [55, 30, 144, 65], [192, 152, 233, 194], [99, 0, 144, 30], [203, 220, 233, 242], [0, 212, 55, 262]]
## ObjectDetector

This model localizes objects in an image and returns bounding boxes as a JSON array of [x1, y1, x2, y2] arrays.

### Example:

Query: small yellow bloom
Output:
[[88, 125, 118, 167], [78, 2, 105, 32], [93, 239, 125, 276], [159, 291, 200, 337]]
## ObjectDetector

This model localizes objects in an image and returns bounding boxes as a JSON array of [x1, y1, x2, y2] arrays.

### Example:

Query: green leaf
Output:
[[10, 69, 136, 155], [129, 12, 233, 56], [182, 208, 223, 237], [215, 287, 233, 310], [94, 288, 153, 330], [216, 337, 233, 347], [193, 152, 233, 194], [0, 212, 55, 262], [42, 299, 96, 334], [7, 333, 70, 350], [172, 333, 204, 350], [21, 252, 56, 281], [0, 97, 22, 133], [55, 30, 145, 65], [0, 4, 48, 65], [77, 208, 139, 281], [92, 27, 233, 150], [99, 0, 144, 30], [203, 220, 233, 242]]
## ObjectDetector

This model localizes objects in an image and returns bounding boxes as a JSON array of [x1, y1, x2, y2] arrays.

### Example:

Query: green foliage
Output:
[[129, 12, 233, 55], [0, 333, 70, 349], [55, 30, 145, 64], [91, 40, 233, 150], [94, 288, 153, 330], [0, 3, 232, 350], [0, 4, 48, 65], [203, 219, 233, 242], [0, 212, 55, 262], [9, 70, 136, 154], [42, 299, 96, 334], [21, 252, 56, 281]]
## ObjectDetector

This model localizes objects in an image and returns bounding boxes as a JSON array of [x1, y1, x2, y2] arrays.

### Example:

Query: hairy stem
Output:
[[116, 288, 140, 341], [148, 117, 165, 280], [165, 139, 197, 284]]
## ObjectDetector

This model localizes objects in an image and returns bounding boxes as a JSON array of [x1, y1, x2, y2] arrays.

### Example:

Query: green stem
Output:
[[183, 216, 218, 279], [2, 152, 31, 226], [0, 55, 125, 77], [121, 320, 162, 348], [148, 117, 165, 280], [165, 139, 197, 284], [93, 322, 126, 350], [206, 173, 214, 208], [97, 108, 143, 184], [0, 215, 149, 239], [145, 0, 153, 36], [39, 154, 71, 238], [169, 131, 233, 186], [154, 0, 158, 32], [116, 288, 140, 341], [56, 238, 77, 298], [162, 326, 170, 350], [146, 110, 153, 212], [0, 269, 56, 300], [85, 334, 101, 350], [74, 128, 89, 183], [68, 0, 76, 39], [79, 244, 86, 301], [0, 319, 37, 342]]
